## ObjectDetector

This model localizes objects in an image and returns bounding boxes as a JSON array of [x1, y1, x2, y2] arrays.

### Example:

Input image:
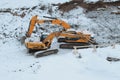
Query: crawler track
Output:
[[34, 49, 58, 58], [59, 43, 91, 49]]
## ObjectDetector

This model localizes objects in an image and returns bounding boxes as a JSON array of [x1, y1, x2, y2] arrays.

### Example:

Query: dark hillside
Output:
[[58, 1, 120, 12]]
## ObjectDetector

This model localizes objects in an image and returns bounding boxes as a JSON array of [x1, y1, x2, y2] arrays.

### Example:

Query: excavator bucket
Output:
[[21, 36, 26, 44]]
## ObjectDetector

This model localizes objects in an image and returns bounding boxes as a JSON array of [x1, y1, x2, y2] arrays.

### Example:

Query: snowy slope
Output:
[[0, 0, 69, 8], [1, 42, 120, 80], [0, 0, 39, 8], [0, 0, 120, 80], [0, 0, 119, 8]]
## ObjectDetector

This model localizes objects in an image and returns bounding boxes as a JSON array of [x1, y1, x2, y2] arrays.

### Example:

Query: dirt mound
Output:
[[58, 1, 120, 12]]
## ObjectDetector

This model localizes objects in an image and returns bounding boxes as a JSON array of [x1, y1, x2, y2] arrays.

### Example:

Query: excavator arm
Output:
[[42, 32, 61, 47], [51, 19, 70, 30], [26, 15, 44, 37], [26, 15, 70, 37]]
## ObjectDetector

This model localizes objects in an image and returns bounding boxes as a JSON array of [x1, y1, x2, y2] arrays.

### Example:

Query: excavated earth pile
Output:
[[58, 1, 120, 12]]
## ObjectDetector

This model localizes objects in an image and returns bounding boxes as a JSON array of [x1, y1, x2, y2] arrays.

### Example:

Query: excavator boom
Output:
[[26, 15, 71, 37]]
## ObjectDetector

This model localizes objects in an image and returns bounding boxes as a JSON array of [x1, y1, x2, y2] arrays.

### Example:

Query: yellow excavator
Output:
[[42, 17, 97, 49], [25, 31, 60, 57], [25, 15, 97, 49], [58, 30, 97, 49], [26, 15, 70, 37], [24, 15, 97, 57], [25, 15, 67, 57]]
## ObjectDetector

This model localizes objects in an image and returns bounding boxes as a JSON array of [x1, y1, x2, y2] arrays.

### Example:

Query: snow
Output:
[[41, 0, 70, 4], [1, 41, 120, 80], [0, 0, 69, 8], [0, 0, 120, 80], [0, 0, 39, 8]]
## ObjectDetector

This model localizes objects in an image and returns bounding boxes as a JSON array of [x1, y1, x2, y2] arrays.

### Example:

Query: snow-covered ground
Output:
[[0, 0, 39, 8], [0, 0, 70, 8], [0, 0, 120, 80], [1, 40, 120, 80]]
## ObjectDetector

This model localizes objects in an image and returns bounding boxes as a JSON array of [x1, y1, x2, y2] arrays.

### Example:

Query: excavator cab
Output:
[[40, 34, 48, 42]]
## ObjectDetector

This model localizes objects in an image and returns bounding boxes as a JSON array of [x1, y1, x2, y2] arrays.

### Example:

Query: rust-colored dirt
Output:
[[58, 1, 120, 12]]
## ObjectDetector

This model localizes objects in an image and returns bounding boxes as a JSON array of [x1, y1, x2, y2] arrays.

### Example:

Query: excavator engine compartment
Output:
[[57, 30, 97, 49]]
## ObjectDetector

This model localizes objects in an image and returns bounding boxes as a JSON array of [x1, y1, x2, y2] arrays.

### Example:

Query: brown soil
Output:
[[58, 1, 120, 12]]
